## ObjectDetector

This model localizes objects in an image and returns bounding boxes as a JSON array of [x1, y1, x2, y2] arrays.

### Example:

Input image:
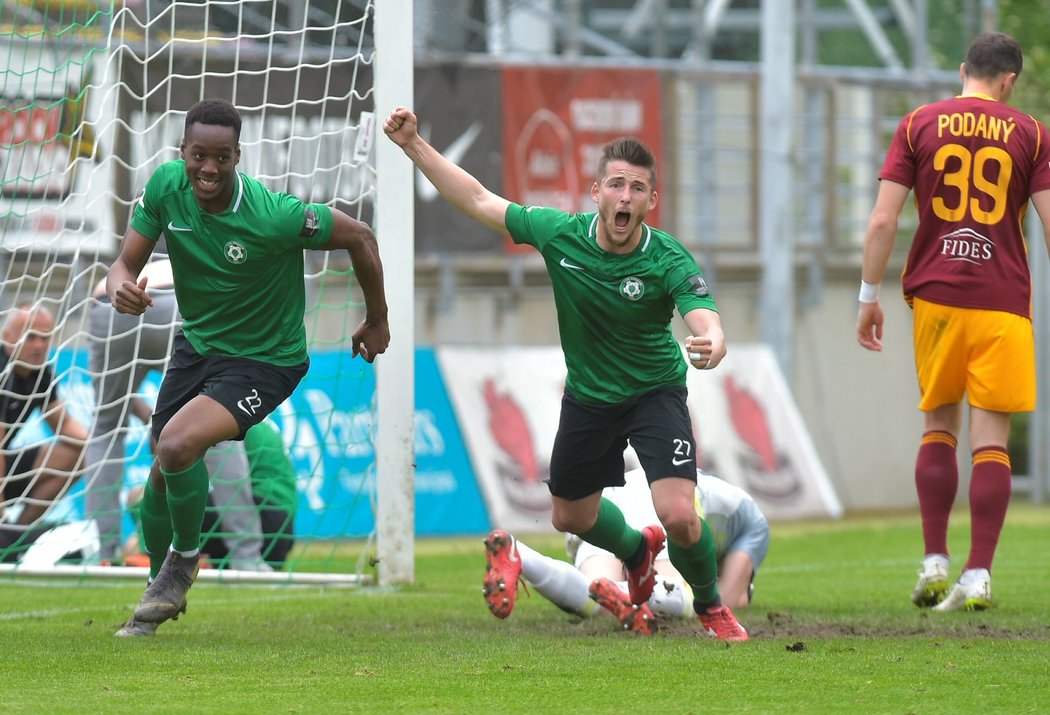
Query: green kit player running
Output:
[[108, 99, 389, 637], [385, 107, 746, 641]]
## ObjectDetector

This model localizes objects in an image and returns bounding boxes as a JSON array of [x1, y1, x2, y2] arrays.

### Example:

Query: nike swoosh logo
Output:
[[559, 258, 585, 271], [672, 457, 691, 466], [167, 221, 192, 232], [416, 121, 483, 202]]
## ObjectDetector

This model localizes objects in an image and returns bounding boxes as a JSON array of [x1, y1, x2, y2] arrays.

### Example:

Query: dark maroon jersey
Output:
[[880, 94, 1050, 317]]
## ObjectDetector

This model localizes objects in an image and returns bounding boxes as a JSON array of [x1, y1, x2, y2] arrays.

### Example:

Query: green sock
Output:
[[162, 459, 210, 554], [140, 480, 174, 580], [668, 517, 720, 611], [578, 498, 643, 561]]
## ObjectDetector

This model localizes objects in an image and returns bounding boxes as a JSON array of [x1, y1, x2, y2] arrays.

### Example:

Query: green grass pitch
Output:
[[3, 504, 1050, 714]]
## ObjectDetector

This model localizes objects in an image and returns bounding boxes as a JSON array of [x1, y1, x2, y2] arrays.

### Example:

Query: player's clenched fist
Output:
[[383, 107, 419, 148]]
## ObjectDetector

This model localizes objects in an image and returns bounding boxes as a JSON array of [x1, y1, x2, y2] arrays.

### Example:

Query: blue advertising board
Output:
[[14, 347, 489, 540]]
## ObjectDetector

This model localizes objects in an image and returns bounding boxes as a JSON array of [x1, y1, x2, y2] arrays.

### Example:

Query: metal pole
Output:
[[1027, 209, 1048, 503], [758, 0, 796, 382]]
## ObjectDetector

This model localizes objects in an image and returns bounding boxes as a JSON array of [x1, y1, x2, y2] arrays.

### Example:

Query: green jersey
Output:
[[244, 420, 297, 513], [129, 161, 334, 365], [505, 204, 717, 404]]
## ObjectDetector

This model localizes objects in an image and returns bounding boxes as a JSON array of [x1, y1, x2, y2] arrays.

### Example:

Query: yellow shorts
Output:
[[912, 297, 1035, 413]]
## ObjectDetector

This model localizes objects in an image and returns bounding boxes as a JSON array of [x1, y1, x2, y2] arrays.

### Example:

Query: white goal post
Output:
[[374, 0, 416, 586]]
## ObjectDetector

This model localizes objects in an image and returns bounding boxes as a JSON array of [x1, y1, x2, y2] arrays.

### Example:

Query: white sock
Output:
[[516, 540, 600, 616], [923, 554, 949, 571], [959, 567, 989, 585]]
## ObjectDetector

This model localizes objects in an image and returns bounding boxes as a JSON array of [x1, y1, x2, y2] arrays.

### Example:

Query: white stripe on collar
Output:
[[230, 173, 244, 213]]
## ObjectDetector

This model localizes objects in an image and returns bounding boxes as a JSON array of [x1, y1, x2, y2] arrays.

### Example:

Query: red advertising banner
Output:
[[1, 102, 70, 199], [501, 67, 664, 251]]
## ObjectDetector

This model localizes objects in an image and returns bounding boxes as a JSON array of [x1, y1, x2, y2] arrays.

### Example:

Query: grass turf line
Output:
[[2, 504, 1050, 714]]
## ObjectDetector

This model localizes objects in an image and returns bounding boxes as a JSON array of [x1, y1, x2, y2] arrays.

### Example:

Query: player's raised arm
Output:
[[383, 106, 510, 233]]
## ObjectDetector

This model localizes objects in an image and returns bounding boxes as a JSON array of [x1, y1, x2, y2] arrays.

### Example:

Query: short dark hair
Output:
[[964, 32, 1023, 80], [597, 137, 657, 188], [185, 98, 242, 140]]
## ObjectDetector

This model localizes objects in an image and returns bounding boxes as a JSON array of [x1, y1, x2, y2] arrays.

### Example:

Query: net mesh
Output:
[[1, 0, 382, 583]]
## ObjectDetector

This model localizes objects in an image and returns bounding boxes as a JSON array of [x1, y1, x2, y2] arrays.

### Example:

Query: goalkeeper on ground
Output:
[[482, 467, 769, 636]]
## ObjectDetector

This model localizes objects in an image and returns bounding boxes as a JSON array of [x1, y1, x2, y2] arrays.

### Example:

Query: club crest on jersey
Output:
[[224, 241, 247, 264], [620, 276, 645, 301]]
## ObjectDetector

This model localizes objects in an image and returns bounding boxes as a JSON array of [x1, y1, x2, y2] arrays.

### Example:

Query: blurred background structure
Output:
[[406, 0, 1048, 508]]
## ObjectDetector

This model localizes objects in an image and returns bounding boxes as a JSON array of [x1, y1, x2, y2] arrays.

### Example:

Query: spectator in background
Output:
[[199, 419, 297, 570], [124, 420, 298, 574], [0, 303, 87, 559], [84, 260, 272, 570], [856, 31, 1050, 612], [483, 468, 769, 636]]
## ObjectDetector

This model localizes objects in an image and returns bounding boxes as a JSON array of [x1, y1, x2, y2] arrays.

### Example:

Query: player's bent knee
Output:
[[658, 509, 702, 546], [550, 514, 577, 534], [550, 511, 594, 535], [154, 433, 209, 473]]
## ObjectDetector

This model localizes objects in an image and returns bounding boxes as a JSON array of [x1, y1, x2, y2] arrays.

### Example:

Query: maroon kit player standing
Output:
[[856, 31, 1050, 611]]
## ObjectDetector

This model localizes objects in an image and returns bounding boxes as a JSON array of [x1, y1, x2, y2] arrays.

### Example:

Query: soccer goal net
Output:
[[0, 0, 414, 586]]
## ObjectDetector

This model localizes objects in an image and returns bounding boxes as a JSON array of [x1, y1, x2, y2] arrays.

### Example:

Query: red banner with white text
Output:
[[501, 67, 664, 251]]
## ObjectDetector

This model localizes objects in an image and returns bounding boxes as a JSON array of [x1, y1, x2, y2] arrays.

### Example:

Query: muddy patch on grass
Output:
[[661, 610, 1050, 640], [557, 607, 1050, 641]]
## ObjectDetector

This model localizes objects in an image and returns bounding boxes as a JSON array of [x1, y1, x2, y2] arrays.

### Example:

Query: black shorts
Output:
[[548, 385, 697, 501], [152, 333, 309, 443], [0, 446, 40, 499]]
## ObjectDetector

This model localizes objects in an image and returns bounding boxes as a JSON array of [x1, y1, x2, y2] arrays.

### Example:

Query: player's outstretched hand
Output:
[[112, 276, 154, 316], [351, 317, 391, 363], [383, 107, 419, 149]]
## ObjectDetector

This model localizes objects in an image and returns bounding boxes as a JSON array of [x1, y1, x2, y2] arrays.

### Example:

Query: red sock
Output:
[[915, 431, 958, 556], [965, 446, 1012, 572]]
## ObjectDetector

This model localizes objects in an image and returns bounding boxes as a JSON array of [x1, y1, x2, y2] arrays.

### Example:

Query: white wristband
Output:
[[858, 280, 880, 304]]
